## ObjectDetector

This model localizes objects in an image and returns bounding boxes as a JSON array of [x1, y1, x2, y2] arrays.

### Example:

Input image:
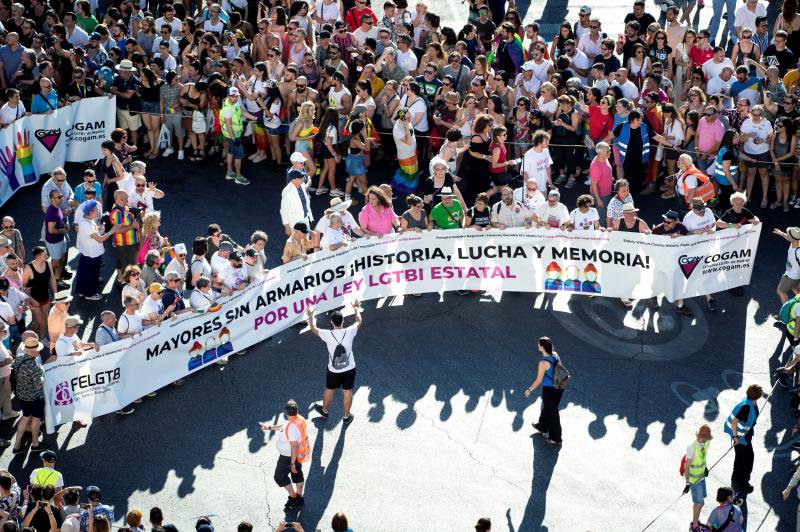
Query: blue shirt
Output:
[[79, 504, 114, 532], [31, 90, 58, 113], [74, 182, 103, 204]]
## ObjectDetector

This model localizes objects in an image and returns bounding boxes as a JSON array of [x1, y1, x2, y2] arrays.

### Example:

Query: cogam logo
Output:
[[35, 129, 62, 153], [52, 381, 74, 406], [678, 255, 704, 279]]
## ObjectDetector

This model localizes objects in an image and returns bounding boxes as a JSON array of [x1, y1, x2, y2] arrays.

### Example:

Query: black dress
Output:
[[462, 134, 491, 203]]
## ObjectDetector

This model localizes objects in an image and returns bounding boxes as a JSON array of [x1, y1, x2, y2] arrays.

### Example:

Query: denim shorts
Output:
[[267, 124, 289, 135], [141, 101, 160, 115], [690, 479, 707, 504], [346, 153, 366, 176], [227, 138, 244, 160], [45, 238, 68, 260]]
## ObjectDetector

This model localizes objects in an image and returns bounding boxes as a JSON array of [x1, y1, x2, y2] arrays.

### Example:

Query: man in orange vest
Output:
[[675, 154, 717, 211], [260, 400, 310, 511]]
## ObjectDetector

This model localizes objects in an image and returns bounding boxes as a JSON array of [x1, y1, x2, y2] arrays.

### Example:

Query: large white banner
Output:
[[0, 97, 116, 206], [43, 225, 762, 429]]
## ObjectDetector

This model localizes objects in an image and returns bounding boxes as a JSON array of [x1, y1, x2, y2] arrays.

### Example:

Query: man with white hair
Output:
[[95, 311, 120, 346], [707, 66, 735, 109], [128, 163, 165, 213], [514, 177, 546, 212], [612, 68, 639, 101]]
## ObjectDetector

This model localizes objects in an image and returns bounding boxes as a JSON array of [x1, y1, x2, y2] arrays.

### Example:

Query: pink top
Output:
[[696, 117, 725, 154], [590, 157, 613, 197], [358, 204, 396, 235]]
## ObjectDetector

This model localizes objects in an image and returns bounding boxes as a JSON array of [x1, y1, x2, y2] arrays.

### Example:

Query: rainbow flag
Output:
[[487, 34, 528, 66], [391, 153, 419, 194]]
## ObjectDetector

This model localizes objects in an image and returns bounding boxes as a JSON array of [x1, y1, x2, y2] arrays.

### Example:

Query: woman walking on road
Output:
[[524, 336, 566, 445]]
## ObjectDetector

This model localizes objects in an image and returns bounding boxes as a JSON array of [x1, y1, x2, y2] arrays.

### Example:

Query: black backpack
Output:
[[329, 330, 349, 370], [550, 354, 571, 390], [185, 258, 202, 290]]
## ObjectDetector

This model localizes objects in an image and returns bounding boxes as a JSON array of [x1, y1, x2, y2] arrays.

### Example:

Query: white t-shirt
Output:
[[566, 50, 591, 84], [128, 189, 156, 211], [276, 418, 301, 456], [210, 252, 230, 276], [141, 296, 163, 320], [613, 80, 639, 100], [190, 288, 218, 310], [263, 99, 282, 129], [536, 202, 570, 228], [734, 2, 767, 32], [396, 49, 418, 75], [537, 97, 558, 116], [682, 208, 716, 232], [786, 246, 800, 279], [315, 210, 358, 237], [702, 58, 735, 81], [317, 323, 358, 372], [320, 227, 348, 250], [54, 334, 80, 357], [706, 76, 734, 108], [522, 148, 553, 192], [569, 207, 600, 230], [352, 26, 378, 47], [76, 219, 105, 258], [0, 302, 14, 327], [740, 118, 772, 154], [0, 102, 25, 126], [514, 187, 546, 212], [203, 19, 225, 33], [220, 263, 248, 290], [243, 76, 267, 114]]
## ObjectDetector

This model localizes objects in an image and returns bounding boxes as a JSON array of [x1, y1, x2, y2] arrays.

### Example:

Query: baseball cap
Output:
[[690, 197, 706, 208], [521, 61, 535, 72], [244, 248, 258, 258], [148, 282, 164, 294], [228, 87, 240, 96], [0, 236, 10, 248], [290, 152, 306, 163], [219, 241, 235, 252], [64, 316, 84, 328], [86, 486, 101, 500], [174, 243, 187, 255], [41, 450, 57, 462], [288, 168, 306, 180], [229, 250, 243, 261], [579, 5, 592, 14], [662, 210, 680, 221], [0, 279, 8, 291]]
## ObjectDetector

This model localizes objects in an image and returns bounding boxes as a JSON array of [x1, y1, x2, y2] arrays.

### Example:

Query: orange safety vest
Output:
[[680, 166, 717, 204], [284, 415, 311, 464]]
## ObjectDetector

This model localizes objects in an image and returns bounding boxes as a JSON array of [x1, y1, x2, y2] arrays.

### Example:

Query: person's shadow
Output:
[[295, 418, 347, 530], [516, 436, 562, 531]]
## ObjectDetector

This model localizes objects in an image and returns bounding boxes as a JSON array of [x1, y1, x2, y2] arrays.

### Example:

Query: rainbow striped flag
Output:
[[391, 153, 419, 194]]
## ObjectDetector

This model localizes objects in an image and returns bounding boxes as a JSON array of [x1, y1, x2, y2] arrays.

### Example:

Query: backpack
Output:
[[185, 258, 202, 290], [779, 293, 800, 325], [329, 330, 349, 370], [550, 354, 571, 390]]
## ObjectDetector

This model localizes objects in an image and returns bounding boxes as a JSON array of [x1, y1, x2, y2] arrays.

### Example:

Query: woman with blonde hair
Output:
[[537, 82, 558, 119], [121, 265, 147, 306], [679, 86, 707, 120], [419, 42, 447, 73], [137, 211, 167, 266], [289, 101, 317, 176]]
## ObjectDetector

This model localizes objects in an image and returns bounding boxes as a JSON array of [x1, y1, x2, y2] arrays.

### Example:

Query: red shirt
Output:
[[345, 7, 377, 32], [588, 105, 614, 142], [689, 45, 714, 67]]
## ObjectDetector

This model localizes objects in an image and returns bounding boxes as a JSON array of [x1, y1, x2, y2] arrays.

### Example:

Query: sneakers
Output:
[[162, 147, 175, 158], [252, 153, 267, 163], [146, 392, 157, 397], [247, 152, 259, 161], [532, 422, 546, 433], [555, 175, 567, 185], [285, 495, 304, 510], [677, 305, 694, 316], [313, 404, 329, 418], [225, 170, 236, 180], [330, 188, 345, 197], [56, 280, 70, 291], [84, 294, 103, 301], [307, 185, 317, 193], [234, 175, 251, 186], [12, 445, 27, 455], [565, 177, 576, 189], [342, 414, 354, 426], [30, 444, 49, 453], [315, 186, 329, 195], [583, 177, 592, 186], [115, 406, 135, 415], [177, 150, 185, 160], [707, 298, 718, 312], [546, 438, 562, 445], [1, 410, 20, 421], [61, 270, 73, 280]]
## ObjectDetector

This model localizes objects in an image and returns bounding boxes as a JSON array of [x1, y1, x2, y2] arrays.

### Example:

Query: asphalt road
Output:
[[1, 1, 799, 531]]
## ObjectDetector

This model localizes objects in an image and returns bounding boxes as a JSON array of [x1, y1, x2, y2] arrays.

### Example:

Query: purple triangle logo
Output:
[[35, 129, 62, 153], [678, 255, 703, 279]]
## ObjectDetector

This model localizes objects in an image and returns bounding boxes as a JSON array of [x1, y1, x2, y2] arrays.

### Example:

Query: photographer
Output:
[[22, 485, 62, 532], [706, 486, 743, 531], [277, 522, 305, 532]]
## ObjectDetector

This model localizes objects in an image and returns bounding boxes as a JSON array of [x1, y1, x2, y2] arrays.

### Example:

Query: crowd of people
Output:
[[0, 0, 799, 527]]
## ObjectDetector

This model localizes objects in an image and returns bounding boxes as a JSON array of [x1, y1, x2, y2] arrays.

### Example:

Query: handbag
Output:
[[157, 123, 171, 150], [191, 110, 207, 134]]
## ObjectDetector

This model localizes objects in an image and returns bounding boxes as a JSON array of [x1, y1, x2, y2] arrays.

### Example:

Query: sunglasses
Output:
[[424, 70, 434, 75], [131, 273, 140, 277], [2, 225, 14, 229], [590, 25, 599, 30]]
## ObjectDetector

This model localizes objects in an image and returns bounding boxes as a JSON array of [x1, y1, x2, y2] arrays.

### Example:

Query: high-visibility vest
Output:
[[714, 147, 737, 186], [31, 467, 62, 487], [284, 415, 311, 464], [686, 441, 708, 485], [617, 122, 650, 164], [220, 98, 243, 139], [724, 398, 758, 445], [679, 166, 717, 204]]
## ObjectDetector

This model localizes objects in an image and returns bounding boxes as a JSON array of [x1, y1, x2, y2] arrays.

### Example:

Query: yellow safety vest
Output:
[[31, 467, 62, 487], [221, 98, 243, 139], [687, 441, 708, 485]]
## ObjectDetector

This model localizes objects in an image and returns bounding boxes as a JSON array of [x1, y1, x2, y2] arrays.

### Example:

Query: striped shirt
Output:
[[110, 204, 138, 247]]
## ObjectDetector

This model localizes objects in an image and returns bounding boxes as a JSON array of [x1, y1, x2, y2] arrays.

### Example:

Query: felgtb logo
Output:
[[52, 381, 73, 406], [678, 255, 703, 279]]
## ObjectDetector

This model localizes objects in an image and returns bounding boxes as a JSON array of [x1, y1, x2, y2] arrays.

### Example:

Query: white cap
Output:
[[174, 243, 187, 255], [290, 152, 307, 163]]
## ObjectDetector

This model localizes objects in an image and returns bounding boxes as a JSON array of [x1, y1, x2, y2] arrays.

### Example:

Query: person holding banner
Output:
[[683, 198, 719, 312], [308, 300, 363, 426]]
